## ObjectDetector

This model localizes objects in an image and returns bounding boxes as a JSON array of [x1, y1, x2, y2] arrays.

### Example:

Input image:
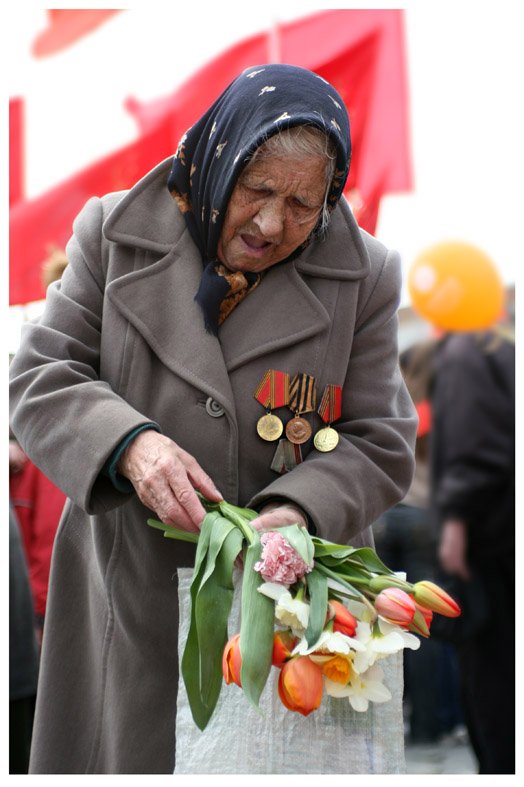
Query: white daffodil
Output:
[[292, 627, 365, 657], [275, 593, 310, 632], [352, 620, 407, 674], [257, 582, 309, 632], [377, 617, 421, 651], [257, 581, 289, 602], [325, 663, 392, 712]]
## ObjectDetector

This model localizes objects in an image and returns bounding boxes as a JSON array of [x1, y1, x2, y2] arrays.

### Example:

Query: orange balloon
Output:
[[408, 241, 504, 331]]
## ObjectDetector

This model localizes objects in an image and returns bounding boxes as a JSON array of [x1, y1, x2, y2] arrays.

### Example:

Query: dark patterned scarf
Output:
[[167, 63, 351, 334]]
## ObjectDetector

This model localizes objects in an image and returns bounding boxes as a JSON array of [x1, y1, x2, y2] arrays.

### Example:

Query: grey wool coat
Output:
[[9, 158, 417, 774]]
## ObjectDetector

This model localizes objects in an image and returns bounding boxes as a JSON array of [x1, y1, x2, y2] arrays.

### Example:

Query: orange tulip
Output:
[[278, 656, 323, 716], [222, 633, 242, 687], [412, 581, 461, 618], [272, 630, 299, 669], [329, 600, 357, 638], [375, 587, 416, 627]]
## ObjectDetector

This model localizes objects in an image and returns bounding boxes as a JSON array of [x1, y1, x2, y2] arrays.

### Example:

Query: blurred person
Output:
[[9, 492, 39, 773], [9, 252, 69, 643], [373, 339, 459, 744], [10, 65, 417, 774], [9, 440, 67, 644], [432, 327, 515, 774]]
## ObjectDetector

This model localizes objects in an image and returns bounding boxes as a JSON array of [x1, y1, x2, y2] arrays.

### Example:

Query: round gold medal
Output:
[[285, 416, 312, 445], [257, 413, 284, 441], [313, 426, 339, 452]]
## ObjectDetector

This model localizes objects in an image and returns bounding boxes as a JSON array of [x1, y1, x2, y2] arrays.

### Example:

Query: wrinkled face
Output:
[[217, 154, 327, 273]]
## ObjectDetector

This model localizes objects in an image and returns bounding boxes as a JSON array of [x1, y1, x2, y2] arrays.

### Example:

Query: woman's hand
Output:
[[117, 431, 222, 532], [251, 501, 308, 533]]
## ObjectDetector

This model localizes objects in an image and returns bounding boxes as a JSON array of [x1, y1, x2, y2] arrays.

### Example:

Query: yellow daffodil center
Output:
[[320, 655, 352, 684]]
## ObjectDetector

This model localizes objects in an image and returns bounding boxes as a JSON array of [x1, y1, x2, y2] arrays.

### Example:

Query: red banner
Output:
[[10, 9, 411, 305], [32, 9, 121, 58], [9, 98, 24, 207]]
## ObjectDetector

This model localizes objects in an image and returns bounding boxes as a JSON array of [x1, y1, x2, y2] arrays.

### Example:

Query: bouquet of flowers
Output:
[[148, 497, 460, 730]]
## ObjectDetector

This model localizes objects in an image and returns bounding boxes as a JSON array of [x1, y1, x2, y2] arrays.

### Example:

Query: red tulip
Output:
[[329, 600, 357, 638], [278, 656, 323, 716], [375, 587, 416, 627], [222, 633, 242, 687], [272, 630, 299, 669], [412, 581, 461, 618], [409, 604, 432, 637]]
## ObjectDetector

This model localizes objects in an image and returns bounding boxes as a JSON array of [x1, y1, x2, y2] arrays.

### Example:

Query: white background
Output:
[[5, 1, 523, 353]]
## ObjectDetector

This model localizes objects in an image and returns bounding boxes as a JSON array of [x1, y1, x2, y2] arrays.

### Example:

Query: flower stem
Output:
[[217, 501, 256, 545], [314, 563, 365, 601]]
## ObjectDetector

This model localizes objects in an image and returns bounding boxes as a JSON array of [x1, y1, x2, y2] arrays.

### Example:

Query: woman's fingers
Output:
[[141, 477, 200, 532], [180, 449, 223, 503]]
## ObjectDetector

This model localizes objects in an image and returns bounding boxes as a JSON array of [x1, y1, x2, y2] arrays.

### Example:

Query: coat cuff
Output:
[[103, 423, 161, 493]]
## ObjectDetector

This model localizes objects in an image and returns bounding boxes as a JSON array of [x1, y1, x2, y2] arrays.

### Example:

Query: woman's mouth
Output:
[[239, 233, 272, 256]]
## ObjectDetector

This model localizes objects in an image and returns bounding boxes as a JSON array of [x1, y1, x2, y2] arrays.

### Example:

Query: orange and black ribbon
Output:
[[317, 384, 342, 425], [288, 373, 316, 415], [254, 369, 290, 411]]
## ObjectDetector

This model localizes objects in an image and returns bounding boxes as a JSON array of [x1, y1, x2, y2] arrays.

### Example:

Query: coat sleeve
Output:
[[432, 334, 515, 525], [248, 247, 418, 545], [9, 196, 158, 515]]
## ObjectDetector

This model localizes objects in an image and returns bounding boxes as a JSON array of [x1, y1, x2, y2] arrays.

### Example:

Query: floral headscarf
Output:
[[167, 63, 351, 333]]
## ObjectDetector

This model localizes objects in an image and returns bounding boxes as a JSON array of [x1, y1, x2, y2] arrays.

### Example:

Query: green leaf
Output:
[[198, 516, 235, 588], [239, 533, 275, 709], [312, 537, 357, 560], [304, 569, 328, 648], [181, 511, 246, 730], [344, 548, 395, 575], [276, 524, 314, 566], [311, 537, 395, 575], [195, 523, 244, 709], [319, 558, 371, 584], [314, 562, 366, 601], [180, 514, 216, 730], [147, 518, 200, 543]]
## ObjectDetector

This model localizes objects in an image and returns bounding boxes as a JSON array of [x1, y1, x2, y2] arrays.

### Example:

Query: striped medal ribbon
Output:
[[285, 373, 317, 445], [314, 384, 342, 452], [254, 369, 290, 441], [270, 438, 303, 474]]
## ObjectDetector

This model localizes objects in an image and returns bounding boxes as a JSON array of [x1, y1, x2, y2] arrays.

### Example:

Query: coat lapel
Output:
[[105, 230, 236, 418], [218, 262, 331, 372]]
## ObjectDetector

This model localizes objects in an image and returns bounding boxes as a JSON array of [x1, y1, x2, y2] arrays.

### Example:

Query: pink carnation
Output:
[[254, 531, 312, 586]]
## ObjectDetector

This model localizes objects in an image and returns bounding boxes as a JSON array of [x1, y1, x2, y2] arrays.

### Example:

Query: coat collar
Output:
[[103, 159, 371, 419]]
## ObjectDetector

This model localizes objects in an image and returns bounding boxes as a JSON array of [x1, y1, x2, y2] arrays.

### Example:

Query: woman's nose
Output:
[[253, 198, 285, 241]]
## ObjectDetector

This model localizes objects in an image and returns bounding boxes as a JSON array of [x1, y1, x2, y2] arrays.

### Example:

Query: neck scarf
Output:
[[167, 64, 351, 334]]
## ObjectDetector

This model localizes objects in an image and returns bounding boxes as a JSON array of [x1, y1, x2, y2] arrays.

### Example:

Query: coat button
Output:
[[205, 397, 225, 418]]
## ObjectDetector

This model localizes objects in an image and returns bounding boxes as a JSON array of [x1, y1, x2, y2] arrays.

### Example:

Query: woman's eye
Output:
[[243, 185, 270, 198]]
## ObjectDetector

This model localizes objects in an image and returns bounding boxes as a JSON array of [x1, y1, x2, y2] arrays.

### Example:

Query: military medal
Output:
[[254, 369, 289, 442], [286, 373, 316, 445], [270, 439, 303, 474], [257, 413, 283, 441], [314, 384, 342, 452]]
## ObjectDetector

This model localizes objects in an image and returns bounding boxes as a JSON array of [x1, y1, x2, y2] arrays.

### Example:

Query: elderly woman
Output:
[[10, 64, 417, 774]]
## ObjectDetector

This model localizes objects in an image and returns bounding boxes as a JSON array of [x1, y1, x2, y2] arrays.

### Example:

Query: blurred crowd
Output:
[[373, 321, 515, 774]]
